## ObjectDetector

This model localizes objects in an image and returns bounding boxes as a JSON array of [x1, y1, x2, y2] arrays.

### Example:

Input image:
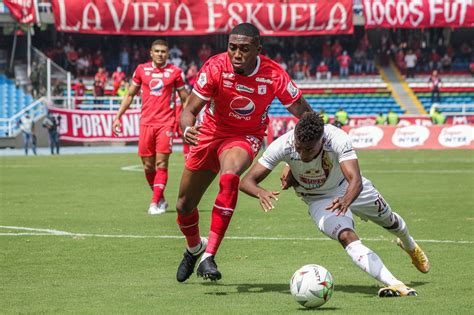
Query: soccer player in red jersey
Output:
[[113, 40, 188, 215], [175, 23, 313, 282]]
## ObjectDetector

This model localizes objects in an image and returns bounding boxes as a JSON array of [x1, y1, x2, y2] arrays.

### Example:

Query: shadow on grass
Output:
[[199, 281, 428, 298]]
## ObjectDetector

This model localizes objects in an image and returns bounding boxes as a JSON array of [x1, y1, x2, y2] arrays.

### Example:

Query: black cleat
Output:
[[176, 238, 207, 283], [197, 255, 222, 281]]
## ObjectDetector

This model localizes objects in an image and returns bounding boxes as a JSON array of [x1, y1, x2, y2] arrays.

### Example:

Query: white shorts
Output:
[[307, 177, 396, 240]]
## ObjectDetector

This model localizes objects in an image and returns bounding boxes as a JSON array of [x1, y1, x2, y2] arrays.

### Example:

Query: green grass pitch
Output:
[[1, 150, 473, 314]]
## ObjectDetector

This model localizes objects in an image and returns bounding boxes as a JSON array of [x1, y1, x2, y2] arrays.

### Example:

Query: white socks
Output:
[[345, 240, 403, 286], [388, 213, 417, 251], [188, 237, 207, 255]]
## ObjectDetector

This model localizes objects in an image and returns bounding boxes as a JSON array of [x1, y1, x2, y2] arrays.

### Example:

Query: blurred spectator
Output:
[[331, 40, 343, 59], [119, 47, 130, 75], [169, 44, 183, 67], [52, 79, 64, 97], [116, 80, 129, 98], [30, 62, 40, 98], [198, 43, 212, 66], [42, 111, 61, 155], [94, 67, 108, 88], [76, 53, 91, 76], [365, 46, 375, 73], [18, 112, 36, 156], [460, 42, 472, 62], [322, 40, 332, 64], [404, 50, 417, 78], [337, 51, 351, 78], [440, 54, 452, 72], [316, 61, 331, 80], [428, 49, 441, 71], [302, 61, 311, 80], [131, 44, 141, 72], [72, 79, 86, 107], [292, 62, 304, 80], [112, 66, 126, 96], [93, 50, 105, 70], [375, 112, 387, 125], [387, 109, 399, 125], [353, 48, 366, 75], [185, 61, 198, 87], [429, 70, 442, 103], [470, 61, 474, 77], [319, 108, 329, 124], [66, 47, 79, 74], [93, 79, 105, 100], [431, 108, 446, 124], [395, 49, 406, 70], [334, 107, 349, 126]]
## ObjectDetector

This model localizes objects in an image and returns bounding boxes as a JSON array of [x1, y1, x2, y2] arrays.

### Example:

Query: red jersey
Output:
[[132, 61, 185, 126], [193, 53, 301, 138]]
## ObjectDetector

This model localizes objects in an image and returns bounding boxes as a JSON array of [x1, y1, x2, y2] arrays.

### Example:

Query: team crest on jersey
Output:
[[236, 84, 254, 93], [198, 73, 207, 88], [149, 78, 164, 95], [287, 81, 298, 98], [258, 85, 267, 95], [256, 77, 273, 84], [230, 96, 255, 117], [222, 72, 235, 79]]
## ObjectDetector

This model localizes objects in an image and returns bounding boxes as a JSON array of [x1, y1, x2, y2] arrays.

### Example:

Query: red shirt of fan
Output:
[[192, 53, 301, 139], [132, 62, 185, 126]]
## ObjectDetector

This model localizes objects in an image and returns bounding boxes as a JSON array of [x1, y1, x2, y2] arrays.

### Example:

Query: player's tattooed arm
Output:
[[286, 96, 313, 118]]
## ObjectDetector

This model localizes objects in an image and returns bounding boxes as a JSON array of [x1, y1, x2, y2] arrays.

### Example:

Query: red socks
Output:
[[206, 173, 240, 255], [144, 171, 156, 191], [177, 208, 201, 248], [152, 168, 168, 203]]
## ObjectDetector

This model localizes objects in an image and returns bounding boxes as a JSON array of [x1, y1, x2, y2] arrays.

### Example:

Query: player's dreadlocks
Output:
[[295, 111, 325, 144], [230, 23, 260, 45]]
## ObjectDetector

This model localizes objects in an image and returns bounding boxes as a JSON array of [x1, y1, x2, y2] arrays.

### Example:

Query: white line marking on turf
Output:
[[121, 165, 143, 172], [0, 226, 472, 244]]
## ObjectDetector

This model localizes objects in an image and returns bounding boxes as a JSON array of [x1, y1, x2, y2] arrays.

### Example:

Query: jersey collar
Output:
[[247, 56, 261, 77]]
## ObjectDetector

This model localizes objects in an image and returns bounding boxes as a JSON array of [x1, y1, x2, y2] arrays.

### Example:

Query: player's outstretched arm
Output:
[[180, 92, 206, 145], [113, 84, 139, 135], [326, 159, 363, 216], [286, 96, 313, 118], [240, 163, 279, 212]]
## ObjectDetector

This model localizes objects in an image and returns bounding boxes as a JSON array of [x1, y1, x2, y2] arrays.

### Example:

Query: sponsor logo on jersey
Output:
[[222, 72, 235, 79], [223, 80, 233, 88], [165, 68, 174, 72], [256, 77, 273, 84], [145, 72, 151, 76], [236, 84, 254, 93], [258, 85, 267, 95], [144, 67, 153, 70], [152, 73, 163, 78], [287, 81, 299, 98], [149, 78, 164, 95], [229, 96, 255, 118], [198, 73, 207, 88]]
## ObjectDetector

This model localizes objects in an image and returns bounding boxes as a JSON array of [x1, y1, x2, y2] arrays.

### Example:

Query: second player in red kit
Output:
[[176, 23, 313, 282], [114, 40, 188, 215]]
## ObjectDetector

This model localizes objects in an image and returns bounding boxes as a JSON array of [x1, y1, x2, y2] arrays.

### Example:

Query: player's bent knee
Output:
[[319, 215, 354, 241], [338, 228, 359, 248], [176, 198, 195, 214]]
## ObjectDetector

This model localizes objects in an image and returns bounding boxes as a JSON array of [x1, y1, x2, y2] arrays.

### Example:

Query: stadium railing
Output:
[[0, 97, 47, 137], [49, 96, 141, 111]]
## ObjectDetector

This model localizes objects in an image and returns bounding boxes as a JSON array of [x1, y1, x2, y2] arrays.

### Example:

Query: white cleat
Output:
[[157, 199, 168, 213], [148, 203, 165, 215]]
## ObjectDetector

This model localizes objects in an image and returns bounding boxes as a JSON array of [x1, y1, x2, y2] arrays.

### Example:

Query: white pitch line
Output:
[[0, 226, 472, 244]]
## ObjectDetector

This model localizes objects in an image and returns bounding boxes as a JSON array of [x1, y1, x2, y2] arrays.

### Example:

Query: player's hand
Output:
[[325, 197, 350, 216], [280, 165, 298, 190], [257, 190, 280, 212], [113, 119, 122, 136], [183, 125, 201, 145]]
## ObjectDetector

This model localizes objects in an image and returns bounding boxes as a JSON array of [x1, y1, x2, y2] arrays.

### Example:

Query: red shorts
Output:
[[138, 125, 174, 156], [185, 135, 263, 173]]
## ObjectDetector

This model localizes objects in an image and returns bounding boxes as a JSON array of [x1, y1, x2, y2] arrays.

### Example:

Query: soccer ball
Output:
[[290, 264, 334, 308]]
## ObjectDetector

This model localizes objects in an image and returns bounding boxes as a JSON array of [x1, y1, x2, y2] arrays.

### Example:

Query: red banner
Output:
[[50, 0, 353, 36], [363, 0, 474, 29], [268, 116, 474, 149], [4, 0, 37, 24], [49, 107, 140, 142]]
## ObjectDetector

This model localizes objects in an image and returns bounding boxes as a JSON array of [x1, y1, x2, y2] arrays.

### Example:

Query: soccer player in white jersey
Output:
[[240, 111, 430, 297]]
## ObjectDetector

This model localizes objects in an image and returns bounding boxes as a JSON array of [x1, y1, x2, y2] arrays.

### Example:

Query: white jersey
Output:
[[258, 124, 357, 197]]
